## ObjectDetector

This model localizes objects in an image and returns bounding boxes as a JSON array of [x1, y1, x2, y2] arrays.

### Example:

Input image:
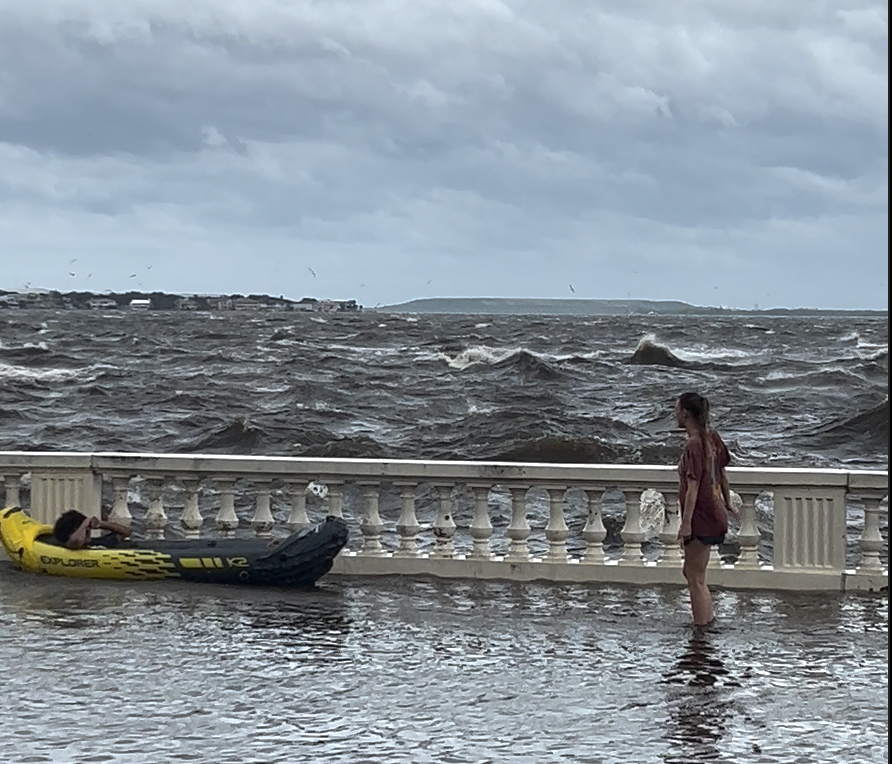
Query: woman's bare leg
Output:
[[682, 540, 714, 626]]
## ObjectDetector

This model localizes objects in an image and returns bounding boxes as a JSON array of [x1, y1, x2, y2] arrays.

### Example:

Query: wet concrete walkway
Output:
[[0, 567, 887, 764]]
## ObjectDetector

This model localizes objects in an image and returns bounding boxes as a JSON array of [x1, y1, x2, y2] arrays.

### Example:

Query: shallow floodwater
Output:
[[0, 567, 886, 764]]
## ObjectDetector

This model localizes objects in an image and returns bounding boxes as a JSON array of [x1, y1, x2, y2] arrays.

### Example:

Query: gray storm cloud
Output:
[[0, 1, 887, 309]]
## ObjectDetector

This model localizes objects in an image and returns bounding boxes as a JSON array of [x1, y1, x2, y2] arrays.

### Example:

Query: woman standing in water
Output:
[[675, 392, 739, 626]]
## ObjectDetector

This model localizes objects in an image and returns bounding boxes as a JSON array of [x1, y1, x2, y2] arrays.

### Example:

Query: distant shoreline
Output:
[[0, 290, 885, 316], [377, 297, 887, 317], [0, 290, 361, 313]]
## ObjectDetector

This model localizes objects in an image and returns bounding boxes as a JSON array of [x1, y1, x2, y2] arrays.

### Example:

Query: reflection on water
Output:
[[0, 568, 887, 764], [662, 628, 740, 763]]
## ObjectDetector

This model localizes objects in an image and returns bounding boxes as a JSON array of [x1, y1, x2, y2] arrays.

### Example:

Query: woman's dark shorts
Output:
[[684, 534, 725, 546]]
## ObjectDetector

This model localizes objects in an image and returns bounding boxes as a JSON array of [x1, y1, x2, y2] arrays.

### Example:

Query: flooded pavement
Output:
[[0, 566, 887, 764]]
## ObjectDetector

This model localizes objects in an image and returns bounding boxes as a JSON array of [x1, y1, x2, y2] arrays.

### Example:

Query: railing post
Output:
[[544, 486, 569, 561], [580, 487, 607, 564], [2, 473, 21, 508], [505, 486, 530, 561], [774, 488, 847, 573], [734, 491, 762, 570], [215, 478, 239, 538], [326, 482, 344, 518], [431, 485, 456, 558], [394, 482, 421, 557], [468, 484, 493, 560], [286, 481, 309, 532], [251, 481, 275, 538], [856, 492, 887, 572], [144, 477, 168, 540], [359, 483, 385, 556], [179, 478, 203, 539], [618, 488, 645, 566], [108, 476, 133, 529], [657, 492, 683, 566]]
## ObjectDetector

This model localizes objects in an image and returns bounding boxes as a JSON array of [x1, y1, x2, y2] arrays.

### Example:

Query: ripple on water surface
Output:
[[0, 567, 887, 764]]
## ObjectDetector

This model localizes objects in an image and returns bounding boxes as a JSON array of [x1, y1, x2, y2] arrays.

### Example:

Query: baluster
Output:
[[3, 473, 21, 508], [544, 486, 569, 561], [431, 485, 456, 558], [505, 486, 530, 561], [657, 492, 683, 565], [286, 481, 310, 533], [468, 484, 493, 559], [618, 488, 645, 566], [326, 482, 344, 518], [108, 476, 133, 529], [144, 477, 168, 540], [581, 487, 608, 564], [251, 481, 274, 537], [359, 483, 385, 556], [857, 493, 887, 572], [180, 478, 203, 539], [734, 492, 761, 570], [215, 478, 239, 538], [394, 482, 421, 557]]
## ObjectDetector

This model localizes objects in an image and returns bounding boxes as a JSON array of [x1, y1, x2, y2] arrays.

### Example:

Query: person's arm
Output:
[[677, 478, 699, 542], [720, 473, 740, 520], [90, 517, 131, 537]]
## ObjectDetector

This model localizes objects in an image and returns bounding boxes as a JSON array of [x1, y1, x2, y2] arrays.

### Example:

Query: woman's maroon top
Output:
[[677, 430, 731, 537]]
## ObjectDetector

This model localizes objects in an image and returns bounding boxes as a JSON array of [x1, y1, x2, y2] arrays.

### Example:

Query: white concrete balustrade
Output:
[[0, 451, 887, 593]]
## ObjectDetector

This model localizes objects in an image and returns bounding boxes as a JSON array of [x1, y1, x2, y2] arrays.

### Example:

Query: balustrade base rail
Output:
[[0, 451, 887, 595], [328, 552, 884, 593]]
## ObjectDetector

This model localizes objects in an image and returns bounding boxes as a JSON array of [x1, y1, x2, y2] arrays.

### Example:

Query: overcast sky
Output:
[[0, 1, 887, 310]]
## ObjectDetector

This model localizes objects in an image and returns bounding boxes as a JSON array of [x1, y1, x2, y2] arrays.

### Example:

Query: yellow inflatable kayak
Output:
[[0, 506, 348, 585]]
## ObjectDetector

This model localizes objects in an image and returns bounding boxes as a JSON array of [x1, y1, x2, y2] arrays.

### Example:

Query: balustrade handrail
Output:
[[0, 450, 886, 491]]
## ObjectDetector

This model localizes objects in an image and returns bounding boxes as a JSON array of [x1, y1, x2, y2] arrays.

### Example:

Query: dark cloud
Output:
[[0, 1, 886, 308]]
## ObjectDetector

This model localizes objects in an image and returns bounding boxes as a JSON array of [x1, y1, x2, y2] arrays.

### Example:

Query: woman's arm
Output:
[[720, 473, 739, 520]]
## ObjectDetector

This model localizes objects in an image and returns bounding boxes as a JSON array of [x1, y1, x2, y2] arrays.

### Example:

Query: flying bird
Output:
[[426, 279, 432, 285], [130, 274, 137, 278], [569, 284, 575, 293], [69, 272, 75, 277], [69, 258, 77, 264], [308, 267, 316, 278], [147, 265, 153, 270], [87, 273, 92, 279]]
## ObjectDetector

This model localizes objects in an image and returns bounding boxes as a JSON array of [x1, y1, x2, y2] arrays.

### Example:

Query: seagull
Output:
[[308, 267, 316, 278], [426, 279, 432, 285], [69, 272, 75, 277], [147, 265, 153, 270], [130, 274, 137, 278], [569, 284, 575, 293], [69, 258, 77, 264], [87, 273, 92, 279]]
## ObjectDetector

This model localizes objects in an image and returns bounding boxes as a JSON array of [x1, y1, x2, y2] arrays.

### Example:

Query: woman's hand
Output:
[[726, 502, 741, 521], [677, 522, 692, 544]]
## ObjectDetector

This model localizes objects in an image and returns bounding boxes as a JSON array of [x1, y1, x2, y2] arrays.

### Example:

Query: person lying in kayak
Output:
[[53, 509, 132, 550]]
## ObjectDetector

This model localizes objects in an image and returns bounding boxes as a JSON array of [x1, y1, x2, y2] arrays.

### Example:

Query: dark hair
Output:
[[53, 509, 88, 544], [677, 391, 710, 428], [677, 391, 715, 458]]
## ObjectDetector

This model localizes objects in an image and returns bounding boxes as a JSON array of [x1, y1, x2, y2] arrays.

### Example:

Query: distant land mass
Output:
[[378, 298, 886, 317]]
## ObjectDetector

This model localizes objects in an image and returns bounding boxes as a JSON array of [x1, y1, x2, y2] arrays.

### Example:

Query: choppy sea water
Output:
[[0, 310, 887, 469], [0, 570, 886, 764]]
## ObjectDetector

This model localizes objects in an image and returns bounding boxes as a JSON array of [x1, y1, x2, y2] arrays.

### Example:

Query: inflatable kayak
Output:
[[0, 506, 348, 586]]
